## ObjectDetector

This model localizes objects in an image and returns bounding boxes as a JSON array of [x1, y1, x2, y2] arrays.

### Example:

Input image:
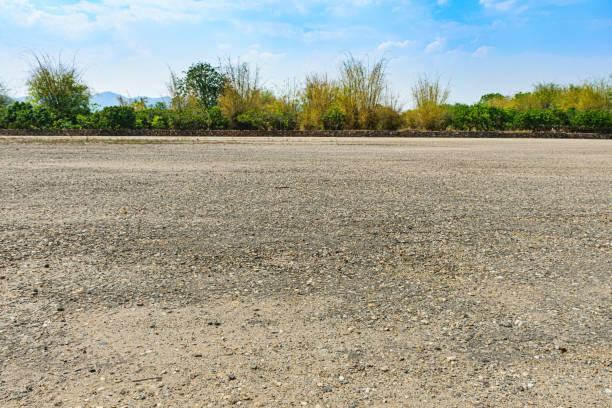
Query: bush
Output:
[[447, 104, 515, 131], [167, 108, 209, 130], [53, 118, 77, 130], [235, 109, 266, 130], [151, 115, 166, 129], [0, 101, 56, 129], [374, 106, 403, 130], [570, 110, 612, 133], [207, 106, 228, 129], [93, 106, 136, 130], [321, 105, 347, 130]]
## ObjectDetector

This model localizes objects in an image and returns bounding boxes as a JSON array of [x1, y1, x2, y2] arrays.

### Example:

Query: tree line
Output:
[[1, 55, 610, 132]]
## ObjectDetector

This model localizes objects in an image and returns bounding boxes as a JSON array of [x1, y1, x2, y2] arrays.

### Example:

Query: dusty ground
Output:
[[0, 137, 610, 408]]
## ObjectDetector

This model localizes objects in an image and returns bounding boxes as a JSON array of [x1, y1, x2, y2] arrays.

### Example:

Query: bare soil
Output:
[[1, 137, 610, 407]]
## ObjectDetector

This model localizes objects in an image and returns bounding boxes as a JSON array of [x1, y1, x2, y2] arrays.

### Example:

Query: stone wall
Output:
[[0, 129, 610, 139]]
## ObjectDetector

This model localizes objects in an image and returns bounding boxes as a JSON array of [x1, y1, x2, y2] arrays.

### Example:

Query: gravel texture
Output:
[[0, 137, 611, 407]]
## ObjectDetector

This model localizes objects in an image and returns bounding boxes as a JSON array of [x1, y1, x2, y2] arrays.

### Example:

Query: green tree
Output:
[[26, 54, 90, 118], [182, 62, 225, 109]]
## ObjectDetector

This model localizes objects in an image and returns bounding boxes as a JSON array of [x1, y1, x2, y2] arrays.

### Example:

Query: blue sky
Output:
[[1, 0, 610, 105]]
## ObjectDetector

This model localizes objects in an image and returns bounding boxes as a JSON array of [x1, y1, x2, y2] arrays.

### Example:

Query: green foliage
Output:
[[52, 118, 77, 130], [167, 108, 210, 130], [26, 54, 90, 118], [320, 105, 347, 130], [448, 104, 514, 131], [0, 101, 56, 129], [570, 110, 612, 132], [207, 106, 228, 129], [479, 93, 504, 104], [151, 115, 166, 129], [93, 106, 136, 130], [181, 62, 225, 109], [2, 59, 610, 133], [234, 108, 297, 131]]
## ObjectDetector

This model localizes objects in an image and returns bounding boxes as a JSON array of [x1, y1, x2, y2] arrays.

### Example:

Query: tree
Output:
[[26, 54, 90, 118], [182, 62, 225, 109]]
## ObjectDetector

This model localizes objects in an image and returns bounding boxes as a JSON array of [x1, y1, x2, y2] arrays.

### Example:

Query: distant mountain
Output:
[[91, 92, 170, 109], [11, 92, 171, 109]]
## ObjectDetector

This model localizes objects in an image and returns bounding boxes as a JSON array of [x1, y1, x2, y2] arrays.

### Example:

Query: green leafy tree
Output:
[[26, 54, 90, 118], [182, 62, 225, 109]]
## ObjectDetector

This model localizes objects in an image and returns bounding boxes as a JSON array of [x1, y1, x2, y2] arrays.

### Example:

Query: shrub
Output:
[[447, 104, 515, 131], [207, 106, 228, 129], [167, 108, 209, 130], [374, 106, 403, 130], [235, 109, 266, 130], [53, 118, 77, 130], [151, 115, 166, 129], [321, 105, 347, 130], [0, 102, 56, 129], [76, 114, 95, 129], [93, 106, 136, 130], [570, 110, 612, 133]]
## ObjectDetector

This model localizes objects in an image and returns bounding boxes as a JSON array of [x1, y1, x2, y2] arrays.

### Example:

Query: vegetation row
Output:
[[1, 55, 610, 133]]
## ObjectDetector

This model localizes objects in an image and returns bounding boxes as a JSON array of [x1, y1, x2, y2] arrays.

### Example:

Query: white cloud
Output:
[[472, 45, 494, 57], [479, 0, 527, 12], [376, 39, 416, 52], [424, 37, 446, 53], [437, 0, 449, 5]]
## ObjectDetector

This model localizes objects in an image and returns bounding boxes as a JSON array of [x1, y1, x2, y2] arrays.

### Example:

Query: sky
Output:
[[0, 0, 611, 105]]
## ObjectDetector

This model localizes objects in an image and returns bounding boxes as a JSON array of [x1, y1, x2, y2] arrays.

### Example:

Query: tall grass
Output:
[[218, 59, 263, 125], [339, 55, 389, 129], [300, 74, 339, 129], [410, 75, 450, 130]]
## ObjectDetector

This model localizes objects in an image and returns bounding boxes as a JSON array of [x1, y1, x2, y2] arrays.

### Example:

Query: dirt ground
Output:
[[0, 137, 610, 407]]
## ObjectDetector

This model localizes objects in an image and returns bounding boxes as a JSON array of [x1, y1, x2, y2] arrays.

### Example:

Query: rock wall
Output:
[[0, 129, 610, 138]]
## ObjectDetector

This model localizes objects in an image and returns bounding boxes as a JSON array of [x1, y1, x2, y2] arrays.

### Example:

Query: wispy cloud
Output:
[[479, 0, 527, 13], [377, 40, 416, 52], [472, 46, 494, 57], [424, 37, 446, 53]]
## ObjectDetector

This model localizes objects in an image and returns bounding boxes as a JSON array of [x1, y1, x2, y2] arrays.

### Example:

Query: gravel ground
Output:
[[0, 137, 610, 408]]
